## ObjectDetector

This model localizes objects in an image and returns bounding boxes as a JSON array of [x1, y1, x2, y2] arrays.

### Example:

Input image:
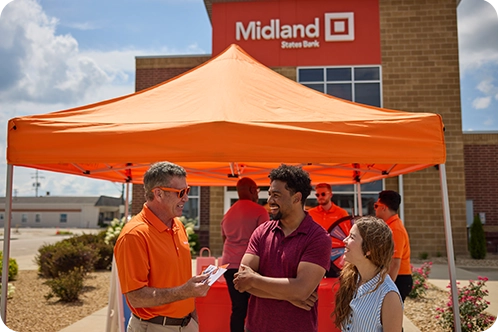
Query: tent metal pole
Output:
[[398, 175, 405, 222], [356, 183, 363, 216], [124, 182, 130, 222], [1, 165, 14, 321], [439, 163, 461, 332]]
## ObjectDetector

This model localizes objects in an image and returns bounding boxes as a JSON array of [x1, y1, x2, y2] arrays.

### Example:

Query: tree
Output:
[[469, 214, 486, 259]]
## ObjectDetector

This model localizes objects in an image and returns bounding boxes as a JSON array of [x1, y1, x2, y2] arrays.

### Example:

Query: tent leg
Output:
[[398, 175, 405, 222], [356, 183, 363, 216], [124, 183, 130, 222], [439, 163, 461, 332], [1, 165, 14, 322], [106, 256, 125, 332]]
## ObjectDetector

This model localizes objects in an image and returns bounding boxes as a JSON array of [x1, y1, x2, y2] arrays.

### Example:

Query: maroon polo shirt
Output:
[[245, 213, 331, 332]]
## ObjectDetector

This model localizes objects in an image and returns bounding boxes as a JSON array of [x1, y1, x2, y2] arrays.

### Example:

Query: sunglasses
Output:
[[155, 186, 190, 198], [373, 203, 383, 209], [315, 192, 328, 197]]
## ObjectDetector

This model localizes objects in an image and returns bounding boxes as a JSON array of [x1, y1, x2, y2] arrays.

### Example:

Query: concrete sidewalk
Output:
[[59, 263, 498, 332], [58, 261, 427, 332]]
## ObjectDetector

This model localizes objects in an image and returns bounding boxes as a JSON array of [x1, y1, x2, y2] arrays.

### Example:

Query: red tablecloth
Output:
[[196, 278, 340, 332]]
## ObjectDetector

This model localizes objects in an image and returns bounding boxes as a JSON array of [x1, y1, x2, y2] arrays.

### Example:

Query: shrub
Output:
[[469, 214, 486, 259], [0, 252, 19, 281], [409, 261, 432, 299], [418, 252, 429, 260], [179, 216, 200, 255], [64, 232, 113, 270], [36, 241, 99, 278], [0, 283, 15, 299], [104, 218, 125, 246], [436, 276, 495, 332], [44, 267, 85, 302]]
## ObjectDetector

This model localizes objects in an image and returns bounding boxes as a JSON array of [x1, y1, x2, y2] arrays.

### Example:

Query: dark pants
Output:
[[225, 268, 251, 332], [395, 274, 413, 302]]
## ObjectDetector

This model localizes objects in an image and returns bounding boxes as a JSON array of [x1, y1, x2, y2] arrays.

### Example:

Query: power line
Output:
[[31, 170, 44, 197]]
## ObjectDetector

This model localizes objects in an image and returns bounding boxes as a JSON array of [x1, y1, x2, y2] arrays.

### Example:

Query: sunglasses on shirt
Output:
[[155, 186, 190, 198]]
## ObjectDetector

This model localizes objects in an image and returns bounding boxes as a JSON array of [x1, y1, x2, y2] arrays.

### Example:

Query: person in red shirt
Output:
[[308, 183, 349, 231], [221, 177, 269, 332], [374, 190, 413, 302]]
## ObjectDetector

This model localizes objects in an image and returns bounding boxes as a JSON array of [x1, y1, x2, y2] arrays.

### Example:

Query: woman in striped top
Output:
[[332, 216, 403, 332]]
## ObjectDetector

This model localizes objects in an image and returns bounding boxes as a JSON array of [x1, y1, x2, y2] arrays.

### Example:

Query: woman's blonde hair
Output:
[[331, 216, 394, 329]]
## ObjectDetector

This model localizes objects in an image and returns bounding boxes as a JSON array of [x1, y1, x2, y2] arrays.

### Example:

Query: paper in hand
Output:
[[201, 264, 228, 286]]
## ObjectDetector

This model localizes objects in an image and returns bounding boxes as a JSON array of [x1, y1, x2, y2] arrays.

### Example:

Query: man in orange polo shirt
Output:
[[114, 162, 211, 332], [308, 183, 349, 231], [374, 190, 413, 302]]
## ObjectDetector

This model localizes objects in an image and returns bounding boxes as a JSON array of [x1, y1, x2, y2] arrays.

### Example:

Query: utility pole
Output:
[[31, 170, 44, 197]]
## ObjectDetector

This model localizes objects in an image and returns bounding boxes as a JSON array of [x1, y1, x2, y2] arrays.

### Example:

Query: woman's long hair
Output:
[[331, 216, 394, 329]]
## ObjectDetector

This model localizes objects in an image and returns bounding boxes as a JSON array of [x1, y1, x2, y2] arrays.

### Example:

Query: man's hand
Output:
[[184, 274, 211, 298], [233, 264, 258, 293], [288, 291, 318, 311]]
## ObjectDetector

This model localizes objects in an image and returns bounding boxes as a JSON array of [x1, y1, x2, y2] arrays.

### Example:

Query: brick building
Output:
[[132, 0, 497, 257]]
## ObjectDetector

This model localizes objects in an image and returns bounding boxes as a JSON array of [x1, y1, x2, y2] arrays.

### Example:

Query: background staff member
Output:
[[374, 190, 413, 302], [308, 183, 349, 231]]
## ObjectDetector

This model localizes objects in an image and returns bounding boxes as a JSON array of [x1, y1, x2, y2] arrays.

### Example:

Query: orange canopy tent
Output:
[[3, 44, 461, 330], [6, 44, 446, 186]]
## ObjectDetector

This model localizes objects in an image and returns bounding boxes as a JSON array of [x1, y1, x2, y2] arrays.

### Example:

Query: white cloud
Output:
[[476, 78, 494, 93], [0, 0, 209, 197], [458, 0, 498, 75], [0, 0, 115, 104], [63, 21, 100, 31], [472, 96, 492, 109], [484, 117, 495, 126]]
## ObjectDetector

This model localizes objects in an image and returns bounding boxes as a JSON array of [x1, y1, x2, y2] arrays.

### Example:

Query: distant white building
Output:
[[0, 196, 124, 229]]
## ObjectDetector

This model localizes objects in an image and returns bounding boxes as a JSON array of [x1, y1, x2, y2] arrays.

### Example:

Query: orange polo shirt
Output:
[[114, 204, 194, 319], [308, 203, 349, 231], [385, 214, 412, 276]]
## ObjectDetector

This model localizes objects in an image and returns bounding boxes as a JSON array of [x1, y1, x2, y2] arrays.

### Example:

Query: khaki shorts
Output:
[[127, 314, 199, 332]]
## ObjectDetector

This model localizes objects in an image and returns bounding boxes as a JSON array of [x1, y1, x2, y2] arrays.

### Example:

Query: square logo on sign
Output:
[[324, 12, 355, 41]]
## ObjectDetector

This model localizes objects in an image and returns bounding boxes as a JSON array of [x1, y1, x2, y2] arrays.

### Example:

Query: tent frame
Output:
[[1, 163, 462, 331]]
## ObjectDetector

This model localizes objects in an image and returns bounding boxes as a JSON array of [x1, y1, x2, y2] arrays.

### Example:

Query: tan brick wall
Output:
[[133, 0, 472, 259], [209, 186, 225, 256], [380, 0, 467, 257]]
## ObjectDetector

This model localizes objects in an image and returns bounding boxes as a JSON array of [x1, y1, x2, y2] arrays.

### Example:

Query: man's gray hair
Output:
[[143, 162, 187, 201]]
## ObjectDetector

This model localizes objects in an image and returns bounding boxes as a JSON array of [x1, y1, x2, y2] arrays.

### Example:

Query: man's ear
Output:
[[293, 192, 302, 204]]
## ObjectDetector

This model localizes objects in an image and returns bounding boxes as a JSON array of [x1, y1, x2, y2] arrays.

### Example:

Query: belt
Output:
[[133, 313, 191, 327]]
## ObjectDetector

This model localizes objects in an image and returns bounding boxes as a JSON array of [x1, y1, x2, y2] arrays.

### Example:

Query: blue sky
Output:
[[0, 0, 497, 198]]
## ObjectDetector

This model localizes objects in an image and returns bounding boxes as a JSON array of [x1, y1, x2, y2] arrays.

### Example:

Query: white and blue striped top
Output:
[[343, 273, 402, 332]]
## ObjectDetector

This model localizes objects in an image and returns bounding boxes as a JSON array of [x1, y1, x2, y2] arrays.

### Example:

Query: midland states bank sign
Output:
[[212, 0, 380, 67]]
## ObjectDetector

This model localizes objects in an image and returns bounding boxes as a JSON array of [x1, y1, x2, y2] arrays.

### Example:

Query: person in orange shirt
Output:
[[308, 183, 349, 231], [374, 190, 413, 302], [114, 162, 211, 332]]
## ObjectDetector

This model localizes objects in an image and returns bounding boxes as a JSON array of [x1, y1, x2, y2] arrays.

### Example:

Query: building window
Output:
[[224, 186, 270, 213], [183, 186, 200, 229], [305, 180, 383, 216], [35, 214, 41, 223], [0, 214, 3, 220], [60, 214, 67, 223], [298, 66, 382, 107], [298, 65, 384, 212], [21, 214, 27, 223]]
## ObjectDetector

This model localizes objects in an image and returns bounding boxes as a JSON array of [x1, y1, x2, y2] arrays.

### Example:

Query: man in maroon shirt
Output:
[[233, 165, 331, 332]]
